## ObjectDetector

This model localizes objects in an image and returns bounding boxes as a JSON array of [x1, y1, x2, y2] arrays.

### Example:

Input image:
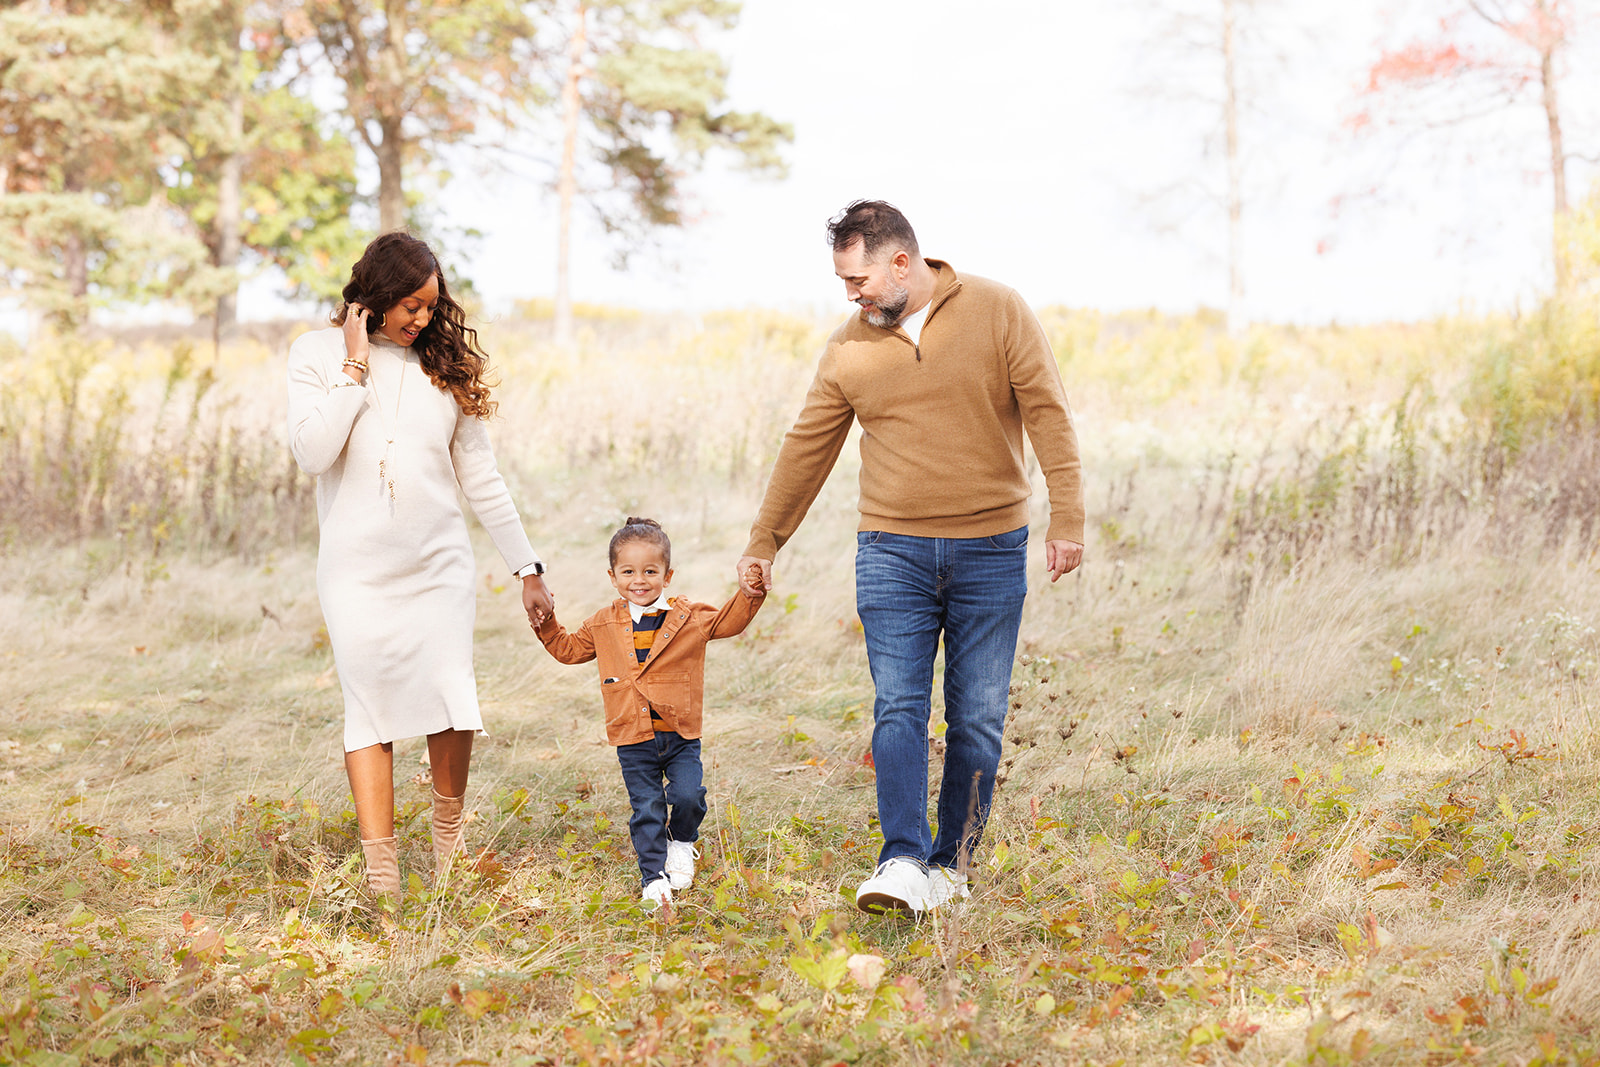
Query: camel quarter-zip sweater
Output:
[[744, 260, 1084, 561]]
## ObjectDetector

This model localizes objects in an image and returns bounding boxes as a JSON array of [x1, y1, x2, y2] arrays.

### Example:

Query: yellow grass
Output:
[[1, 310, 1598, 1065]]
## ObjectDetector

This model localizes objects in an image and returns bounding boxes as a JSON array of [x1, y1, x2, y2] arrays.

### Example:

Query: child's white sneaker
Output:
[[641, 876, 673, 909], [664, 841, 700, 890]]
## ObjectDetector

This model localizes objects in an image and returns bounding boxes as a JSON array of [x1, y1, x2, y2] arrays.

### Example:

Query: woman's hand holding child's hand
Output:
[[523, 574, 554, 629]]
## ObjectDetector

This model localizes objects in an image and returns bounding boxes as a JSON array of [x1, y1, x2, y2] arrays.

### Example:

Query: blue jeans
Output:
[[615, 731, 707, 886], [856, 526, 1028, 869]]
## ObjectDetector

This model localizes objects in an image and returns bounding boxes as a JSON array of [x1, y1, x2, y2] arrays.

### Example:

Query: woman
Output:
[[287, 232, 553, 900]]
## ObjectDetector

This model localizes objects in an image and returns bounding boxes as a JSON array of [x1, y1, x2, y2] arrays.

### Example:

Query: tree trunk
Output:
[[1222, 0, 1245, 335], [213, 90, 245, 357], [376, 113, 406, 234], [554, 0, 587, 349], [372, 0, 410, 236], [64, 231, 88, 301], [1536, 1, 1569, 291], [62, 167, 89, 328]]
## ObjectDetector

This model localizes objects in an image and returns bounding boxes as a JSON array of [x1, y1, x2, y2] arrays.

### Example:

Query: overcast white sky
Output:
[[240, 0, 1596, 325]]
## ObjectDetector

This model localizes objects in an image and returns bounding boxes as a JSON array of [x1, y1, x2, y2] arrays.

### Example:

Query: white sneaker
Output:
[[641, 877, 673, 909], [926, 866, 971, 907], [855, 857, 931, 914], [664, 841, 699, 890]]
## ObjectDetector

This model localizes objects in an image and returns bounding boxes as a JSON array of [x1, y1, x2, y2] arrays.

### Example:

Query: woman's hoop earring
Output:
[[374, 312, 385, 329]]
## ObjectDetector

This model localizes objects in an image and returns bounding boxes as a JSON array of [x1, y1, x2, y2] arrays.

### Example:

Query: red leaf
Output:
[[1366, 42, 1481, 91]]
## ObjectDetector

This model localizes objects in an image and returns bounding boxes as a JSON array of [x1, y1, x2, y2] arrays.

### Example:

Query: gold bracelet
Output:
[[342, 358, 368, 372]]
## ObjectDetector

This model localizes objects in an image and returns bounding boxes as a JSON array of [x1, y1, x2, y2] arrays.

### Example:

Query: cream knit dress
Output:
[[286, 327, 541, 751]]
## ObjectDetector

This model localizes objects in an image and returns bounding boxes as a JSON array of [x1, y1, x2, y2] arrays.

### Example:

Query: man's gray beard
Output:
[[862, 281, 909, 328]]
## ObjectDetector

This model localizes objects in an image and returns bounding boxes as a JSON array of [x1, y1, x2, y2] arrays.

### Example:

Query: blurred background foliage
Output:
[[0, 0, 792, 344], [1, 0, 1598, 576]]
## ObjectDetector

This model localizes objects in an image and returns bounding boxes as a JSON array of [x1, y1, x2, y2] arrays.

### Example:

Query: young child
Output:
[[534, 517, 765, 907]]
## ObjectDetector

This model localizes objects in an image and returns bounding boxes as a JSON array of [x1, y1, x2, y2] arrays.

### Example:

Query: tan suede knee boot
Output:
[[360, 836, 400, 899], [431, 790, 466, 882]]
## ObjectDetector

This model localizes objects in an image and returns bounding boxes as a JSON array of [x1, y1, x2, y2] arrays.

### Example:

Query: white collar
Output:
[[628, 594, 672, 623], [899, 301, 930, 344]]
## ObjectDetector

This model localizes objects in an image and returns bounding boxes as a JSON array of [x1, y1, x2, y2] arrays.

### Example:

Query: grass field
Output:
[[2, 308, 1598, 1065]]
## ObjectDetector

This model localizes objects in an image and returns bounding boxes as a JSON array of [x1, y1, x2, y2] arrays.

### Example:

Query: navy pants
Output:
[[615, 730, 707, 886]]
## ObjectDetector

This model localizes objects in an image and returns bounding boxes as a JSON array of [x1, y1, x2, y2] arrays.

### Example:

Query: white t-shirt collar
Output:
[[899, 301, 930, 345]]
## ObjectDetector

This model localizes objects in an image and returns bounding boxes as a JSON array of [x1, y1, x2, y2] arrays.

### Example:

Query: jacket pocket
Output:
[[601, 676, 639, 729], [643, 672, 693, 722]]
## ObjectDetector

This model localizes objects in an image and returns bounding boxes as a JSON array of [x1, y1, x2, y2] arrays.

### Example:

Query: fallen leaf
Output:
[[846, 953, 886, 989]]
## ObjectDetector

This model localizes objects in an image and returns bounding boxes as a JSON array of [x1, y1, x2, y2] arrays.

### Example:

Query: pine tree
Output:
[[160, 0, 363, 343], [549, 0, 790, 346], [293, 0, 543, 235], [0, 0, 219, 327]]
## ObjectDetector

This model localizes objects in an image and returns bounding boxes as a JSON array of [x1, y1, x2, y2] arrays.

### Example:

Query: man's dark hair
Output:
[[826, 200, 919, 262]]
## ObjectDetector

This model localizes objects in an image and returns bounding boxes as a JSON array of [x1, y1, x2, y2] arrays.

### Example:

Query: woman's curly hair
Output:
[[332, 233, 496, 419]]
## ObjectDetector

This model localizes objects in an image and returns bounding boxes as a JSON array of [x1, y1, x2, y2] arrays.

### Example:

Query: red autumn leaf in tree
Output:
[[1366, 41, 1483, 90]]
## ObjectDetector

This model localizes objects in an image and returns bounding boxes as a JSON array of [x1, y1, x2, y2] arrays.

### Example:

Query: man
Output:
[[737, 200, 1084, 913]]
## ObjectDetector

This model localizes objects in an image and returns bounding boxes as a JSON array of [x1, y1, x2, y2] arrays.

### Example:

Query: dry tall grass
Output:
[[1, 307, 1598, 1065]]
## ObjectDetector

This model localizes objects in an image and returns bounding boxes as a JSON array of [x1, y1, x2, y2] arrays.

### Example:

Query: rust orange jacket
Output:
[[535, 590, 764, 746]]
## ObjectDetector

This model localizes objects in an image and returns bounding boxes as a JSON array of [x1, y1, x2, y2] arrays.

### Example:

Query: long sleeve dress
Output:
[[286, 327, 541, 751]]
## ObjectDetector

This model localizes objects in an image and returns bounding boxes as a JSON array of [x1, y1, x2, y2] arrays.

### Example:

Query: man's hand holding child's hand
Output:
[[741, 560, 767, 598], [737, 556, 771, 597]]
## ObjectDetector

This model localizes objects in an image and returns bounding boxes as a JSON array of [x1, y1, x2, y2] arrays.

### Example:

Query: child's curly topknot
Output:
[[609, 516, 672, 570]]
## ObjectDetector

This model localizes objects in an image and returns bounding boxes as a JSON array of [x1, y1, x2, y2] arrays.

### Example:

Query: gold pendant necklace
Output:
[[369, 353, 407, 502]]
